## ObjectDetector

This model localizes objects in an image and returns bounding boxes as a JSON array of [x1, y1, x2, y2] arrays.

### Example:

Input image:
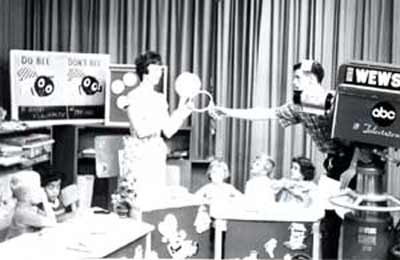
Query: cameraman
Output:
[[211, 60, 355, 259]]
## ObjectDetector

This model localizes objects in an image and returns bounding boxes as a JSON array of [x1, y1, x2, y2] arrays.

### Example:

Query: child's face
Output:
[[44, 180, 61, 202], [250, 159, 274, 176], [290, 162, 303, 181], [209, 168, 225, 184], [250, 159, 264, 176]]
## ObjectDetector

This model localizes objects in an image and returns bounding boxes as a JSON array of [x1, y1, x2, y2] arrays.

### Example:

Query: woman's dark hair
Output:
[[134, 51, 162, 81], [35, 164, 62, 187], [292, 156, 315, 181], [293, 60, 325, 83]]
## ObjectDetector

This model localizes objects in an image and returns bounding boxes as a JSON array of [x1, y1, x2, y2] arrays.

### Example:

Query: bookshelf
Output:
[[51, 124, 192, 210]]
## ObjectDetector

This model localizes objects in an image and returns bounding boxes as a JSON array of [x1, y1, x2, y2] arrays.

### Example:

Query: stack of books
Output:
[[0, 143, 25, 166], [0, 134, 54, 166]]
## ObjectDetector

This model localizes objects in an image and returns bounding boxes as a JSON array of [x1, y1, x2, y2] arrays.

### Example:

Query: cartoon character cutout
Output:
[[284, 223, 307, 250], [32, 76, 55, 97], [133, 245, 144, 260], [264, 238, 278, 258], [242, 250, 258, 260], [194, 205, 211, 234], [158, 214, 199, 260], [79, 75, 103, 95]]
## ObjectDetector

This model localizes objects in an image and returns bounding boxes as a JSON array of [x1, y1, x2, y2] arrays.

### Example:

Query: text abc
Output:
[[372, 106, 396, 120]]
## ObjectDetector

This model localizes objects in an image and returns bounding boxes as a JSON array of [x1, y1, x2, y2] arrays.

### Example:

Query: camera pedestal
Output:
[[330, 146, 400, 259]]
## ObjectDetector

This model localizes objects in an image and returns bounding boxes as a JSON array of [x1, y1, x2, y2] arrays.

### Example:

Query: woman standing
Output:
[[120, 51, 194, 206]]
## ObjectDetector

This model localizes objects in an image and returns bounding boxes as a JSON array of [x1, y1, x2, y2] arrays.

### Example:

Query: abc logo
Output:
[[371, 102, 396, 127]]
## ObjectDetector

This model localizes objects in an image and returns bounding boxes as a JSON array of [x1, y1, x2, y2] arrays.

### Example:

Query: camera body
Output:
[[331, 61, 400, 149]]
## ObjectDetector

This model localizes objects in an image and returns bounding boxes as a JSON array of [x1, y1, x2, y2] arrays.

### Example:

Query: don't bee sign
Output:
[[10, 50, 110, 125]]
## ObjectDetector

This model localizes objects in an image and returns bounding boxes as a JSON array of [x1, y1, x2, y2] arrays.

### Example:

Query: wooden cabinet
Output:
[[165, 127, 192, 189], [51, 124, 192, 210]]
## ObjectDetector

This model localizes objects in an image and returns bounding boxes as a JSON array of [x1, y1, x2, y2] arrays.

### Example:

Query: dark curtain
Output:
[[2, 0, 400, 193], [216, 0, 400, 191], [21, 0, 218, 160]]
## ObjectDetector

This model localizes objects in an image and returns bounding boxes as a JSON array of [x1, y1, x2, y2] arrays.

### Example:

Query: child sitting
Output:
[[275, 156, 318, 207], [195, 159, 241, 260], [245, 154, 276, 204], [195, 159, 242, 203], [38, 165, 76, 222], [41, 168, 65, 220], [6, 170, 56, 240]]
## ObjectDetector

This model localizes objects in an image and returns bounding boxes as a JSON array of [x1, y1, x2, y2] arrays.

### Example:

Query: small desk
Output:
[[0, 208, 154, 258], [210, 199, 325, 260]]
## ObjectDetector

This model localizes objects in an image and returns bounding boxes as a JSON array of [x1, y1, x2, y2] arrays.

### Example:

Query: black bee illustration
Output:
[[32, 76, 55, 97], [79, 76, 103, 95]]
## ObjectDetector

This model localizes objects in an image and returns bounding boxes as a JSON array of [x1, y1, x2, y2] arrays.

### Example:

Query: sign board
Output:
[[10, 50, 110, 125], [105, 64, 167, 127], [332, 62, 400, 148], [337, 62, 400, 91]]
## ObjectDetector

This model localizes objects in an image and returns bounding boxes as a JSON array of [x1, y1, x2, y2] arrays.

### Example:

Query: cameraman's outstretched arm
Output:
[[210, 106, 278, 121]]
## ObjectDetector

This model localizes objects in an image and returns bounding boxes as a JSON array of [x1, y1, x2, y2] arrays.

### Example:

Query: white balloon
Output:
[[116, 95, 129, 109], [123, 72, 138, 87], [175, 72, 201, 98], [111, 80, 125, 94]]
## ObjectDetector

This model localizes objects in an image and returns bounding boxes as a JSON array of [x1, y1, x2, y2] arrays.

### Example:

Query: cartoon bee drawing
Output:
[[79, 76, 103, 95], [32, 76, 55, 97]]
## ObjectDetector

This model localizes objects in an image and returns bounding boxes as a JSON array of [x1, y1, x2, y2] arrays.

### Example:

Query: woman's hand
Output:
[[178, 96, 194, 111], [176, 97, 194, 119]]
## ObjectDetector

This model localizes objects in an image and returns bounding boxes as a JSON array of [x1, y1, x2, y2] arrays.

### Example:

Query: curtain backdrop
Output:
[[215, 0, 262, 189], [215, 0, 400, 190], [22, 0, 217, 160], [2, 0, 400, 192], [0, 0, 26, 110]]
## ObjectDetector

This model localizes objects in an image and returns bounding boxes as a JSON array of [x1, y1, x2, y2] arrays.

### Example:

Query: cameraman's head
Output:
[[293, 60, 324, 89], [292, 60, 330, 112]]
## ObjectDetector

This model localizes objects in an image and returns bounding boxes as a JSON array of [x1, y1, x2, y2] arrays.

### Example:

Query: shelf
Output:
[[0, 154, 51, 171], [177, 126, 192, 131], [0, 123, 51, 135], [78, 123, 130, 130], [79, 153, 96, 159], [191, 159, 213, 164]]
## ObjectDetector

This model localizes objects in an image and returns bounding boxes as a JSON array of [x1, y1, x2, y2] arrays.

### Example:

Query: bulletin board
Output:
[[9, 49, 110, 125], [105, 64, 167, 127]]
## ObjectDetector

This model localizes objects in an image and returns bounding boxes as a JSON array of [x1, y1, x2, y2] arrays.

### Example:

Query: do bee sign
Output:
[[10, 50, 110, 125]]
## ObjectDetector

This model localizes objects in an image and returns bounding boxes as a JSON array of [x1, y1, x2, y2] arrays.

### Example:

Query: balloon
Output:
[[175, 72, 201, 98], [111, 79, 125, 94], [116, 95, 129, 109], [123, 72, 138, 87]]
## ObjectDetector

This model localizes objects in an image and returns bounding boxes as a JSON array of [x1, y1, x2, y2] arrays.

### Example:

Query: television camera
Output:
[[315, 61, 400, 260]]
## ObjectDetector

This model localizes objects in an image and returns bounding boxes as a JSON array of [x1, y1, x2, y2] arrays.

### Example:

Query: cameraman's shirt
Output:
[[276, 103, 349, 154]]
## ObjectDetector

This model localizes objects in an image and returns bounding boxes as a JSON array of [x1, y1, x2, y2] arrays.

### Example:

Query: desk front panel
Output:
[[225, 220, 314, 259], [143, 205, 213, 259], [105, 233, 147, 258]]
